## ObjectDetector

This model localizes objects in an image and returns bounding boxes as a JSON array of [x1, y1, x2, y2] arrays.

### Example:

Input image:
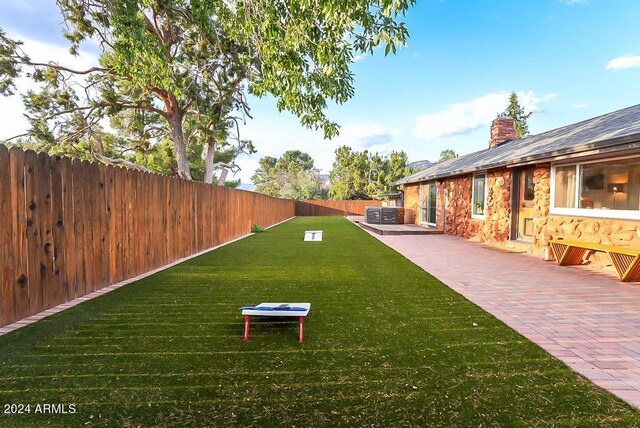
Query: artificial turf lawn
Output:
[[0, 217, 639, 427]]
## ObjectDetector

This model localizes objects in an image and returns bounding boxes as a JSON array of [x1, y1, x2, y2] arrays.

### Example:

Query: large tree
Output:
[[329, 146, 411, 199], [251, 150, 327, 199], [501, 91, 532, 138], [3, 1, 254, 181], [1, 0, 415, 181]]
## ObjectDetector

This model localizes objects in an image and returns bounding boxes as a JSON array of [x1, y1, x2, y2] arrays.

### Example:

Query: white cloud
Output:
[[333, 124, 400, 150], [572, 102, 588, 109], [0, 35, 99, 141], [412, 91, 557, 141], [606, 54, 640, 70]]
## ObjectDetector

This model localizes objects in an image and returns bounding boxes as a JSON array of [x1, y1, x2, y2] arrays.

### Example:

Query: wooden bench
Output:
[[549, 239, 640, 282]]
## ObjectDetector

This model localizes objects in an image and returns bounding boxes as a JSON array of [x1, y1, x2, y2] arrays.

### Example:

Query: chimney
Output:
[[489, 117, 516, 149]]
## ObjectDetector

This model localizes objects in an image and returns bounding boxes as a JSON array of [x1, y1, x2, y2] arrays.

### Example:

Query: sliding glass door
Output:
[[419, 182, 437, 226]]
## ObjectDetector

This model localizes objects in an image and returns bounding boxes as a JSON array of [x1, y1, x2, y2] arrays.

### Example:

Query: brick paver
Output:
[[369, 232, 640, 409]]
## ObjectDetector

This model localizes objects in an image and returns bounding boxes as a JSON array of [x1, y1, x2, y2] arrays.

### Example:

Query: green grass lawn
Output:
[[0, 217, 639, 426]]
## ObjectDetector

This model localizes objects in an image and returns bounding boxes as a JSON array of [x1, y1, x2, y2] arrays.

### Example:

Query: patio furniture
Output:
[[365, 206, 404, 224], [549, 239, 640, 282], [241, 303, 311, 342]]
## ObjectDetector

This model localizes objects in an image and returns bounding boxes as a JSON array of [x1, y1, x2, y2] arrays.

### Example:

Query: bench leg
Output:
[[243, 315, 250, 341], [623, 256, 640, 282], [551, 243, 588, 266], [609, 253, 640, 282], [299, 316, 304, 343]]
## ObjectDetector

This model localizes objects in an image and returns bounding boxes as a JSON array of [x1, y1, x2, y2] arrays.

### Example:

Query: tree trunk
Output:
[[168, 111, 192, 180], [202, 138, 216, 184], [217, 169, 229, 186]]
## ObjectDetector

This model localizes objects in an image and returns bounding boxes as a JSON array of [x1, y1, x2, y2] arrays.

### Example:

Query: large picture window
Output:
[[472, 173, 487, 218], [551, 157, 640, 219]]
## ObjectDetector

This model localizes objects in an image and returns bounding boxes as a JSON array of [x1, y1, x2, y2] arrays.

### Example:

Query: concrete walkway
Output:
[[368, 232, 640, 409]]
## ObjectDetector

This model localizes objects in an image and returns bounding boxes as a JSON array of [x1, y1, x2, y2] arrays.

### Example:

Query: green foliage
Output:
[[3, 0, 415, 179], [438, 149, 458, 162], [251, 224, 265, 233], [501, 91, 532, 138], [219, 0, 416, 139], [251, 150, 328, 199], [329, 146, 412, 199], [5, 2, 256, 180], [0, 28, 22, 96]]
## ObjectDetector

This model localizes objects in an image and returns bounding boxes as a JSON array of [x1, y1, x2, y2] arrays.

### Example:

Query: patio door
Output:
[[516, 167, 536, 241], [419, 182, 437, 226]]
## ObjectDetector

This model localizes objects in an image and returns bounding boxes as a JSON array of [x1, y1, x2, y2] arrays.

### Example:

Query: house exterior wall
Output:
[[403, 161, 640, 270], [530, 165, 640, 267], [436, 181, 446, 230], [402, 181, 446, 227], [403, 183, 419, 224], [443, 169, 512, 243]]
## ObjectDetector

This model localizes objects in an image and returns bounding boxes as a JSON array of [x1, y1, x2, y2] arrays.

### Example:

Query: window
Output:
[[554, 165, 577, 208], [523, 169, 535, 201], [551, 157, 640, 219], [472, 173, 487, 218], [428, 183, 437, 225]]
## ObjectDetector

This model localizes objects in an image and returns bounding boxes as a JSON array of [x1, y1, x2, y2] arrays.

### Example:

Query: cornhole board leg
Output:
[[244, 315, 250, 341], [299, 316, 304, 343]]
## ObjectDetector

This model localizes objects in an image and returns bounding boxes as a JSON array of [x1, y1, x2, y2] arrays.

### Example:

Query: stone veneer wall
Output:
[[406, 162, 640, 271], [445, 175, 475, 237], [436, 181, 446, 231], [404, 183, 419, 224], [532, 164, 640, 267], [443, 169, 512, 242]]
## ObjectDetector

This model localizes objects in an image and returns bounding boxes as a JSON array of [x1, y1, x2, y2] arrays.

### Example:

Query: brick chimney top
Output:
[[489, 117, 517, 149]]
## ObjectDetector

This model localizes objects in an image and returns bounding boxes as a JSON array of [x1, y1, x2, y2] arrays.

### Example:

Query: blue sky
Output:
[[1, 0, 640, 184]]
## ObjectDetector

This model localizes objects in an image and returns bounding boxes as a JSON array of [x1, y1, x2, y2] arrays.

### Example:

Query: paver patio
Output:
[[368, 231, 640, 408]]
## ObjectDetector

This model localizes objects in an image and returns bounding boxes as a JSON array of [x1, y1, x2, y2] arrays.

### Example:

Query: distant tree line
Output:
[[251, 146, 412, 200]]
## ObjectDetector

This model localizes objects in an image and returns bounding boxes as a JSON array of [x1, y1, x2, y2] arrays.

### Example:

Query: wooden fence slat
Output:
[[60, 157, 76, 302], [9, 148, 28, 323], [23, 151, 43, 315], [71, 159, 87, 299], [49, 155, 66, 308], [0, 145, 14, 325], [37, 152, 56, 311]]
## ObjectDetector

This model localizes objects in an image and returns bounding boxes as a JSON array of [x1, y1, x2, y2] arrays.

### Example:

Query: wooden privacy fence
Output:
[[0, 146, 295, 327], [295, 200, 380, 216]]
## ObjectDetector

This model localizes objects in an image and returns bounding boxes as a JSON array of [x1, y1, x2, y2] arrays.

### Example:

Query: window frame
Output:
[[471, 173, 488, 220], [426, 182, 437, 227], [550, 156, 640, 220]]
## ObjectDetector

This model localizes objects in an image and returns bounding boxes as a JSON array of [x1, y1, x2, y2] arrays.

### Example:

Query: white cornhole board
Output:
[[304, 230, 323, 241], [241, 303, 311, 317], [241, 303, 311, 342]]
